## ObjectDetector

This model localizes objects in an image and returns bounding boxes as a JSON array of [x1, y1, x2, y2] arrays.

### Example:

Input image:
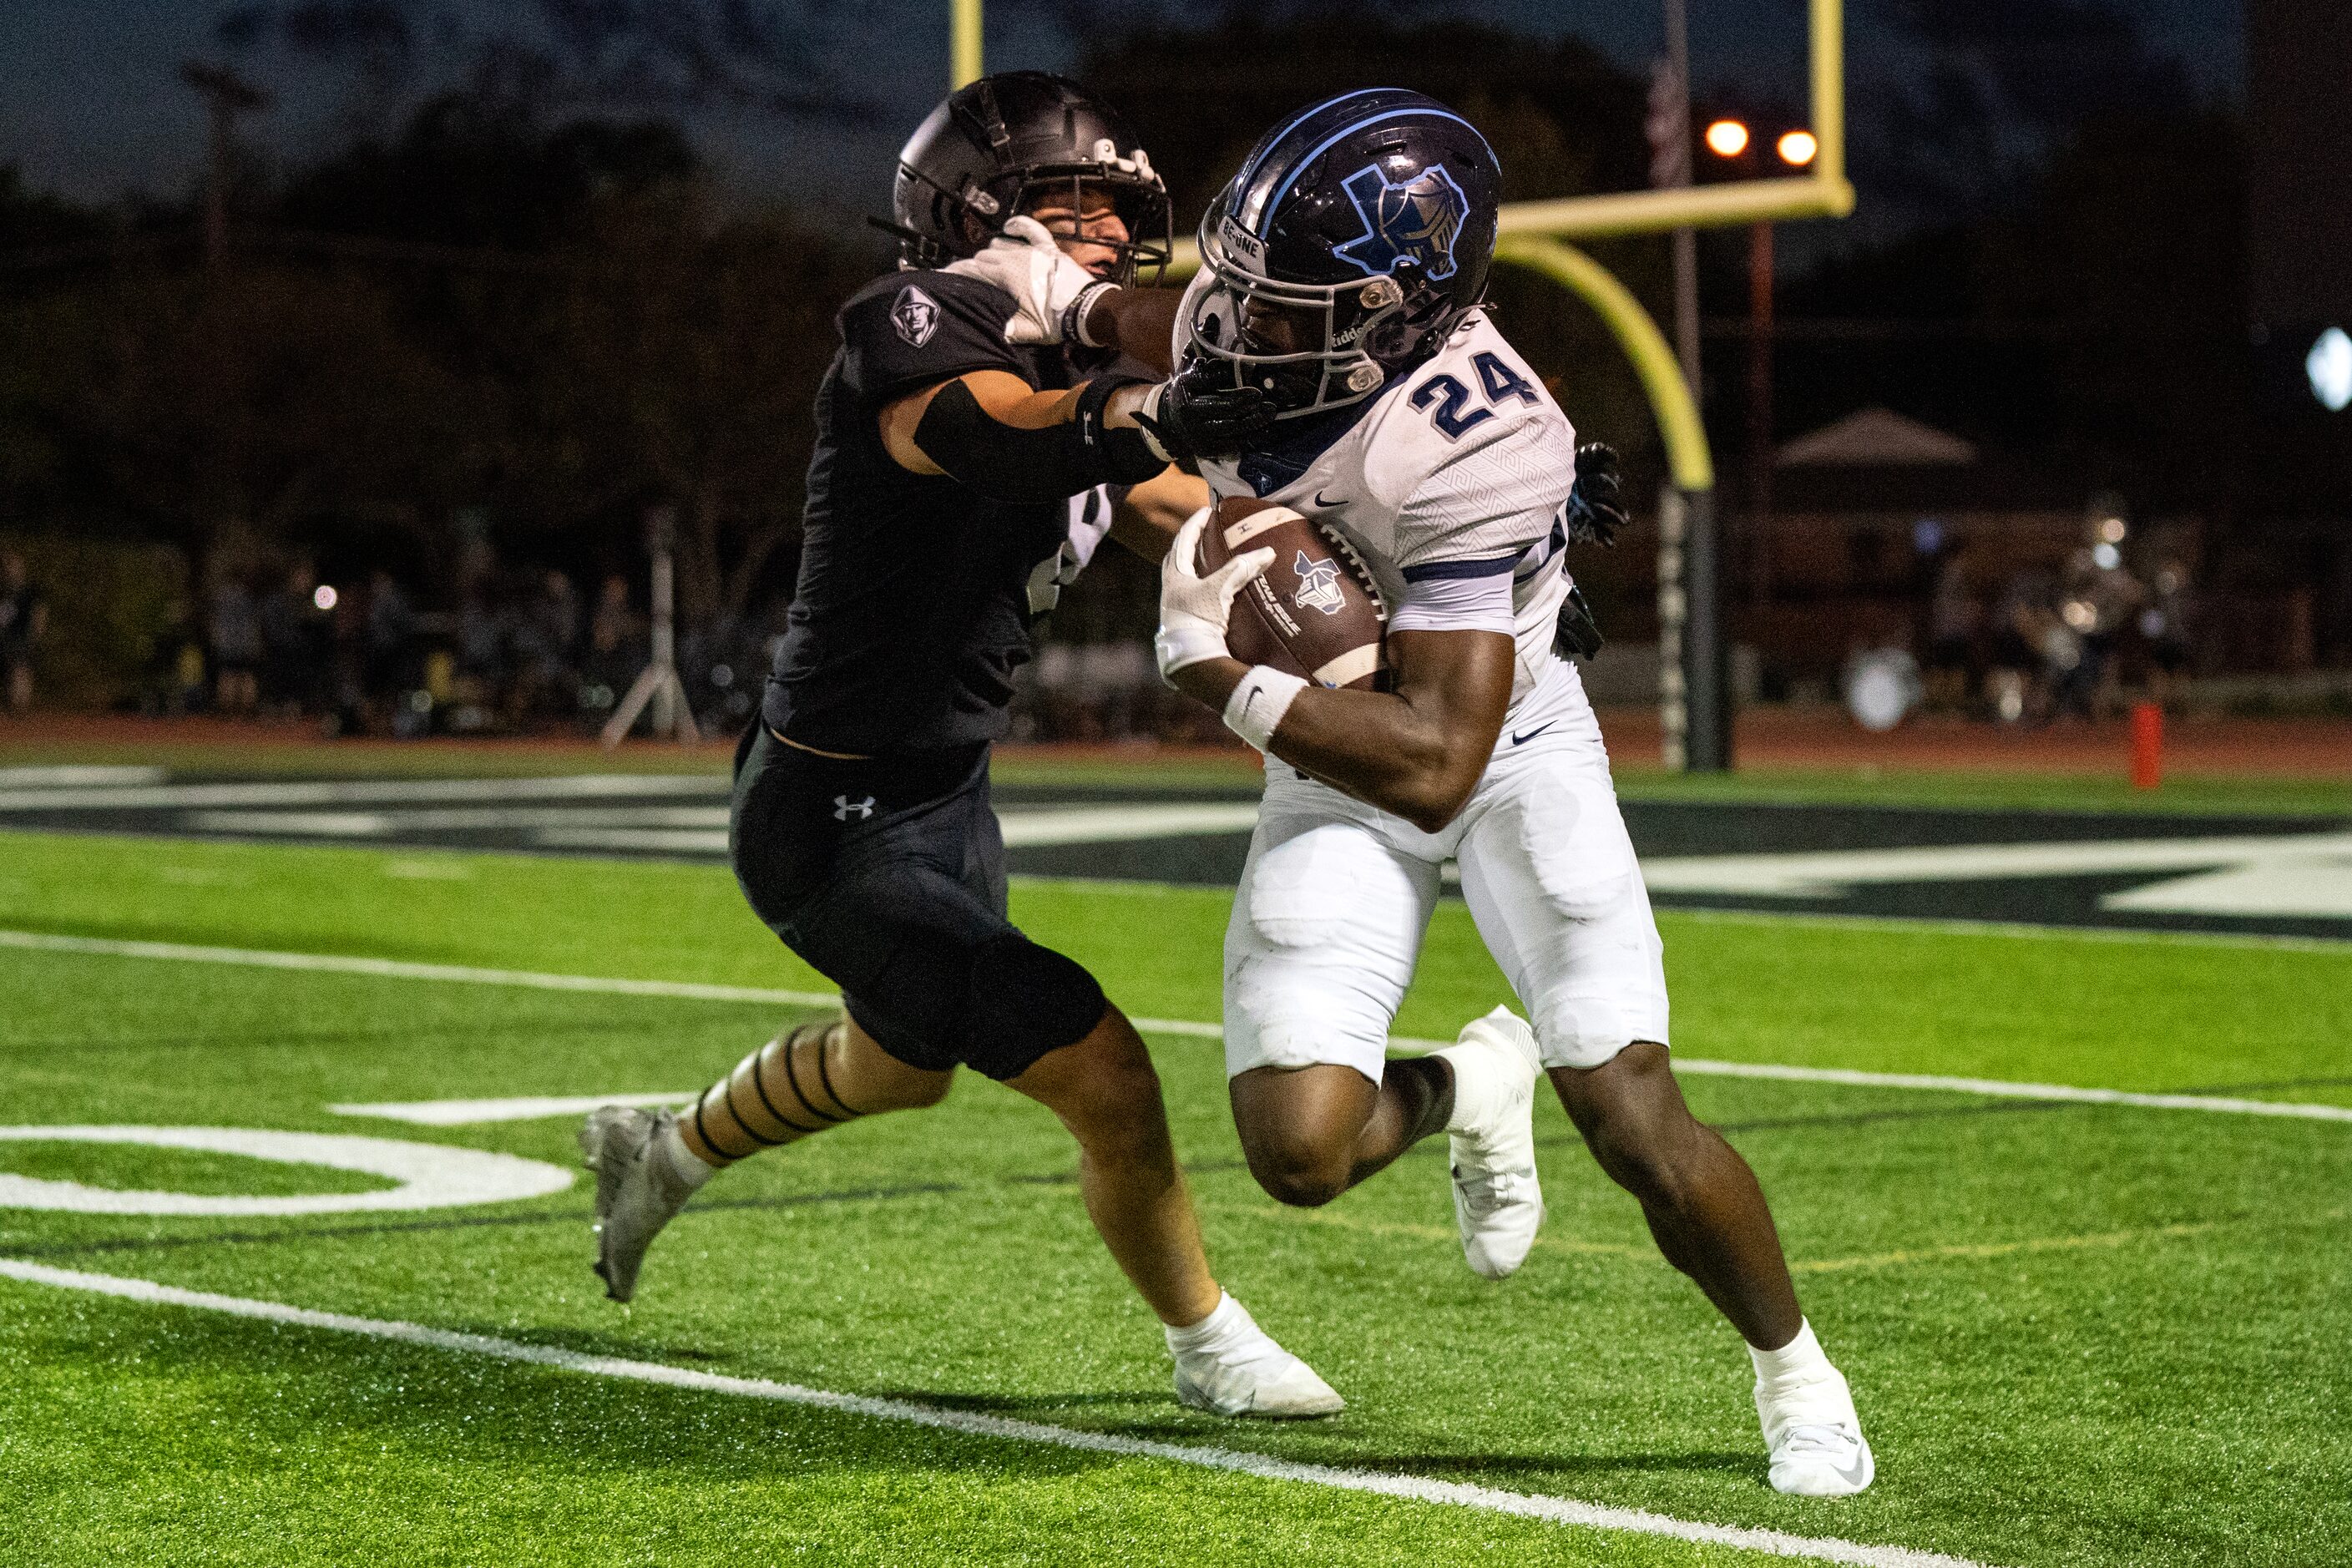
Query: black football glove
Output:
[[1553, 582, 1605, 662], [1135, 365, 1276, 466], [1565, 441, 1627, 548]]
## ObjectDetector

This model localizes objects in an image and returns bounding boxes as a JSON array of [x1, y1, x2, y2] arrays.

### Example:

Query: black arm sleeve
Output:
[[911, 377, 1168, 504]]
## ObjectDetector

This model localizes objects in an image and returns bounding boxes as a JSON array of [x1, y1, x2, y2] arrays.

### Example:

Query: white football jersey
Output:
[[1196, 311, 1581, 715]]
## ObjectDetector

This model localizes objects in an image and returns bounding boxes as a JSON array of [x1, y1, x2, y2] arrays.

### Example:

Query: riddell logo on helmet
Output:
[[1333, 163, 1469, 282]]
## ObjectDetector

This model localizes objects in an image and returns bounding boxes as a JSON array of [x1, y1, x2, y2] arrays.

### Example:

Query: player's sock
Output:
[[1750, 1318, 1874, 1497], [1432, 1008, 1545, 1279], [652, 1115, 714, 1191], [1748, 1318, 1830, 1382], [687, 1021, 865, 1165], [1163, 1291, 1247, 1353]]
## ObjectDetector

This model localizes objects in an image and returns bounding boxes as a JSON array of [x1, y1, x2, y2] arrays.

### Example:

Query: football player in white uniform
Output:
[[1064, 89, 1873, 1496]]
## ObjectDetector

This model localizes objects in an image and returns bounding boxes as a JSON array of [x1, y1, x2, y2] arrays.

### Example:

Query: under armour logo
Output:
[[832, 794, 875, 821]]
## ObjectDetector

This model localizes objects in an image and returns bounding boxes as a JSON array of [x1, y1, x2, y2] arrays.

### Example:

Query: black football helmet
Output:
[[889, 71, 1171, 286], [1181, 88, 1502, 421]]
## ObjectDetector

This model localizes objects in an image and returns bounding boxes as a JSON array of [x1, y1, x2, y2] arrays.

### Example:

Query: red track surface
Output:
[[1, 708, 2344, 779]]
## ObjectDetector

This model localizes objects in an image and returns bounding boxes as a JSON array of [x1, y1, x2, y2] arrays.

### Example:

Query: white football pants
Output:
[[1223, 662, 1669, 1084]]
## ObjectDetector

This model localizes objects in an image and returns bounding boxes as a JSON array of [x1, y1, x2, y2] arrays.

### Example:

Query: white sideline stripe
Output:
[[0, 765, 167, 787], [189, 807, 736, 835], [4, 928, 2346, 1123], [0, 774, 730, 812], [1636, 833, 2352, 898], [0, 1257, 1988, 1568], [1660, 905, 2352, 954], [998, 803, 1265, 847], [1667, 1060, 2352, 1122], [331, 1092, 695, 1126], [534, 827, 731, 853]]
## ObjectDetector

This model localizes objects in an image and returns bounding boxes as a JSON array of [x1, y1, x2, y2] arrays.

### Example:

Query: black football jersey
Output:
[[763, 268, 1090, 754]]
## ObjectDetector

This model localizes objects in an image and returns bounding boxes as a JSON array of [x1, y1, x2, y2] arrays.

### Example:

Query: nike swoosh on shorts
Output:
[[1510, 722, 1556, 746]]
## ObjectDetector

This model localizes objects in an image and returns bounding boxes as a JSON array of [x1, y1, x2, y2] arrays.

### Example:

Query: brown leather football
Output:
[[1196, 495, 1388, 690]]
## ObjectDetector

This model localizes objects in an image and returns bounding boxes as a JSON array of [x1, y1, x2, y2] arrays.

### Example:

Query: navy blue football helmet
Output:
[[1181, 89, 1502, 421]]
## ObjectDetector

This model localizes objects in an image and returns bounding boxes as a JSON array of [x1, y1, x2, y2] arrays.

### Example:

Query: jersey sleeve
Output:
[[837, 270, 1029, 410], [1386, 412, 1576, 635]]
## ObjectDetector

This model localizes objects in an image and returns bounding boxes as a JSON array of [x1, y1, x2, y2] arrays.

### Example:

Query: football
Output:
[[1196, 496, 1388, 690]]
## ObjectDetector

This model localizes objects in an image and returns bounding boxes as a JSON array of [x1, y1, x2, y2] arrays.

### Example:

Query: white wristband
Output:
[[1222, 665, 1308, 753], [1065, 280, 1119, 348]]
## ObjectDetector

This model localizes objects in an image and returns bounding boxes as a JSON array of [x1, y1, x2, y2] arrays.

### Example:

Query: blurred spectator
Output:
[[209, 575, 262, 714], [1922, 541, 1978, 712], [364, 569, 417, 708], [2052, 547, 2144, 719], [140, 594, 208, 716], [2138, 559, 2195, 708], [0, 550, 45, 713], [1987, 569, 2053, 725], [509, 569, 581, 721], [261, 560, 336, 714], [582, 574, 644, 723]]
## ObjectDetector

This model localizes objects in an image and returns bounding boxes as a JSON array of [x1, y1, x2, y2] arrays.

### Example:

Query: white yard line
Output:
[[0, 1257, 1989, 1568], [331, 1091, 695, 1125], [3, 928, 2345, 1123]]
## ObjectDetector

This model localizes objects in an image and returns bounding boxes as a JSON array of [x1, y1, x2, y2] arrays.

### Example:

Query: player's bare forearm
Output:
[[1171, 630, 1514, 833], [1082, 287, 1184, 376], [1110, 468, 1211, 564]]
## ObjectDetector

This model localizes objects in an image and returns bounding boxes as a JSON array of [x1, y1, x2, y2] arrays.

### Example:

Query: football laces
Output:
[[1313, 523, 1389, 624]]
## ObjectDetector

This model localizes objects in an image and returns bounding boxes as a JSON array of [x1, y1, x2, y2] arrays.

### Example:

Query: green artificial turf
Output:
[[1, 831, 2349, 1565]]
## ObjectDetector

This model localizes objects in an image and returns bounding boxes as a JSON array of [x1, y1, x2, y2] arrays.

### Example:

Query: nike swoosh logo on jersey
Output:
[[1510, 722, 1556, 746], [1312, 489, 1344, 510]]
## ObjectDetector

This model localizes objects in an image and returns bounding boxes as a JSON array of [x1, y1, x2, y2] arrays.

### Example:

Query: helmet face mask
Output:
[[1181, 207, 1403, 417], [891, 75, 1171, 287], [1178, 89, 1502, 428]]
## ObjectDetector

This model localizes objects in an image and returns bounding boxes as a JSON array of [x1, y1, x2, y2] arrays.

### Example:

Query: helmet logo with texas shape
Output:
[[1332, 162, 1469, 282], [1291, 550, 1346, 616]]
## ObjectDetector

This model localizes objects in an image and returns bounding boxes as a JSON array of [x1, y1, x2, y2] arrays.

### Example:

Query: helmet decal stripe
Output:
[[1257, 108, 1496, 238], [1237, 88, 1393, 200]]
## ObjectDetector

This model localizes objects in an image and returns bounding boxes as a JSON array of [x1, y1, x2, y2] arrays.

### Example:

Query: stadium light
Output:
[[312, 584, 338, 612], [1776, 129, 1818, 167], [2309, 326, 2352, 413], [1704, 119, 1751, 159]]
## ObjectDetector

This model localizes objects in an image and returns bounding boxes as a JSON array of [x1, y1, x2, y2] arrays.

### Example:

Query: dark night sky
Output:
[[0, 0, 2246, 220]]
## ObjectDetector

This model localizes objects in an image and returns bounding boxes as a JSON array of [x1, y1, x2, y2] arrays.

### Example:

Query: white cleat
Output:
[[1168, 1294, 1344, 1419], [579, 1105, 701, 1304], [1434, 1006, 1545, 1280], [1756, 1358, 1875, 1497]]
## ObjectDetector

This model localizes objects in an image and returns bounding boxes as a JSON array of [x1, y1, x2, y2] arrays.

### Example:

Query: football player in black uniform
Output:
[[579, 73, 1336, 1419]]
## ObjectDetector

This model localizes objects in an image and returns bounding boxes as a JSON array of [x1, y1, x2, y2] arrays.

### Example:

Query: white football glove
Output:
[[943, 215, 1111, 346], [1156, 507, 1273, 682]]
